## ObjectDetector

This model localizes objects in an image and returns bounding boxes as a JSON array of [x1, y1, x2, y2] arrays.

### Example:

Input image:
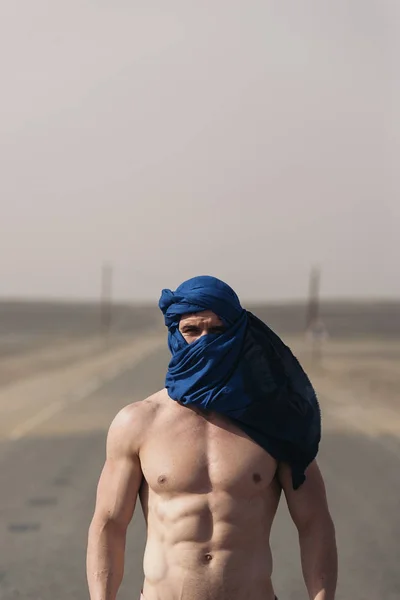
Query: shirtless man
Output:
[[87, 280, 338, 600]]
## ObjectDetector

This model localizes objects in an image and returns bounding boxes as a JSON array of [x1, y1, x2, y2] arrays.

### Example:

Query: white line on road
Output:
[[9, 399, 67, 440], [69, 378, 102, 401]]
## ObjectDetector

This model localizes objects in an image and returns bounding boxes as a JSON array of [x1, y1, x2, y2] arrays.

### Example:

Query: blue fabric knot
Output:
[[159, 275, 243, 329], [158, 275, 321, 489], [159, 289, 184, 323]]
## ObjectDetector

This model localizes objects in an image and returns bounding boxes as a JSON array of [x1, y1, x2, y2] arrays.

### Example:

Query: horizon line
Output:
[[1, 294, 399, 306]]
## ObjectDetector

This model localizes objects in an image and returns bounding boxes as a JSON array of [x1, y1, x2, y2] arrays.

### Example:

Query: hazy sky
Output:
[[1, 1, 399, 302]]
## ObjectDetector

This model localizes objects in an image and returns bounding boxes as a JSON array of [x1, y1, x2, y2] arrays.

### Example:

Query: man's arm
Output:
[[87, 405, 144, 600], [277, 460, 338, 600]]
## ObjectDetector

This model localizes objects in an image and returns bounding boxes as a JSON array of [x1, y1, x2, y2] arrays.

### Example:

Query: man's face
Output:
[[179, 310, 225, 344]]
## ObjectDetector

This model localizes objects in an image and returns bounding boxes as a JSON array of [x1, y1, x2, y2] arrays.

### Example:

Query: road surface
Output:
[[0, 330, 399, 600]]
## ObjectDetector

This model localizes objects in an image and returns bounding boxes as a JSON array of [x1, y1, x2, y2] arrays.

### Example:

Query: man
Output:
[[87, 276, 338, 600]]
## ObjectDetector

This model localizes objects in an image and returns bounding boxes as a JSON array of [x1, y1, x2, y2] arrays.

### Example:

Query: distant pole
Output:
[[100, 263, 113, 336], [306, 266, 321, 330], [306, 266, 323, 362]]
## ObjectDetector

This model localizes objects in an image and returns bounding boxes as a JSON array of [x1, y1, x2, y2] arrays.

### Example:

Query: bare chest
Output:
[[140, 405, 277, 497]]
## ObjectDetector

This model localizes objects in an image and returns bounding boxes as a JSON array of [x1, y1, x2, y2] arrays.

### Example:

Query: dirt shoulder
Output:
[[0, 329, 166, 441], [290, 336, 400, 441]]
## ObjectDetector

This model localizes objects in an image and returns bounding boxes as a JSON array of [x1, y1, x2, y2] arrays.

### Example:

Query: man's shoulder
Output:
[[135, 387, 170, 417], [108, 389, 168, 446]]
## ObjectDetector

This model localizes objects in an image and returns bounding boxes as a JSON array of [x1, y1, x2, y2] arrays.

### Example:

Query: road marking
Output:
[[9, 400, 67, 440], [69, 378, 101, 401], [8, 339, 164, 441]]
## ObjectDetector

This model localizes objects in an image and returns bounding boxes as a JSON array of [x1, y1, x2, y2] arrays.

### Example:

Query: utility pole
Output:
[[305, 266, 326, 362], [100, 262, 113, 338], [306, 266, 321, 331]]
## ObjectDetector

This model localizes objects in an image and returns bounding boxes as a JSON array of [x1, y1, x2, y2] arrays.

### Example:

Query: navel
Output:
[[204, 553, 213, 562], [158, 475, 167, 485]]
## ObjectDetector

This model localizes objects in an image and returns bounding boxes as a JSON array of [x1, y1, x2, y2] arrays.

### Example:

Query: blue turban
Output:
[[159, 275, 321, 489]]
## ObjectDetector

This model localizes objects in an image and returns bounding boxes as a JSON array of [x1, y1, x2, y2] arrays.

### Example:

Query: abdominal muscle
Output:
[[140, 488, 278, 600]]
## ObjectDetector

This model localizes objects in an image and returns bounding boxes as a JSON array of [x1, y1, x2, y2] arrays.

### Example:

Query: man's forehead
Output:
[[179, 310, 222, 323]]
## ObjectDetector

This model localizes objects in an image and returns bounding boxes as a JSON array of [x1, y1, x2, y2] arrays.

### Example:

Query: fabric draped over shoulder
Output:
[[159, 276, 321, 489]]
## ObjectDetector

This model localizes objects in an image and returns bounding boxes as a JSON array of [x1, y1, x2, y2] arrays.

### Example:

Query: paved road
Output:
[[0, 344, 399, 600]]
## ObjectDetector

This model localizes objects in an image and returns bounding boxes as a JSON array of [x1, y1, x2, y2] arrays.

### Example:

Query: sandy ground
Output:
[[0, 330, 166, 442], [0, 329, 399, 599], [294, 337, 400, 441]]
